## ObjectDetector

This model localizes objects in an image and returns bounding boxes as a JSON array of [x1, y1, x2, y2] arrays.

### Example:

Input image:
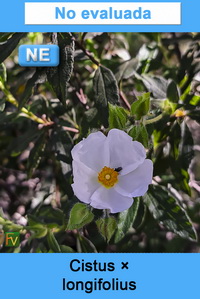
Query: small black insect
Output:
[[115, 167, 122, 172]]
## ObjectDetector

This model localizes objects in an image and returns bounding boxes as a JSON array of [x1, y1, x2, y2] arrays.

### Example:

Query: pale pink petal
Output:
[[107, 129, 146, 175], [90, 186, 133, 213], [114, 159, 153, 197], [71, 131, 109, 172], [72, 160, 99, 204]]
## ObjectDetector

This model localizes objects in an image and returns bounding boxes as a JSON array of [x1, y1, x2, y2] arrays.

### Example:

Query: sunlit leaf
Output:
[[67, 203, 94, 230], [108, 103, 128, 129], [131, 92, 150, 120]]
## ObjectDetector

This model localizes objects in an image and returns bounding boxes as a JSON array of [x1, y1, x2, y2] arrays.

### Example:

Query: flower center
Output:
[[98, 166, 119, 188], [174, 109, 186, 118]]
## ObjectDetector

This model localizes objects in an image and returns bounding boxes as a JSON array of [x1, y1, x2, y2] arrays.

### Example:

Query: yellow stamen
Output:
[[174, 109, 186, 118], [98, 166, 119, 188], [105, 174, 111, 180]]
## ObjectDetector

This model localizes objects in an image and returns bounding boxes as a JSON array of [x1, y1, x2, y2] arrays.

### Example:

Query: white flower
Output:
[[71, 129, 153, 213]]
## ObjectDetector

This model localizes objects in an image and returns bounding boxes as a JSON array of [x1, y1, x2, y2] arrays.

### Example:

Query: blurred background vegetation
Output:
[[0, 32, 200, 253]]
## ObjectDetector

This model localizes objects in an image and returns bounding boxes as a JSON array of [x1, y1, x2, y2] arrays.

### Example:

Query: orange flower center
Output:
[[98, 166, 119, 188], [174, 109, 186, 118]]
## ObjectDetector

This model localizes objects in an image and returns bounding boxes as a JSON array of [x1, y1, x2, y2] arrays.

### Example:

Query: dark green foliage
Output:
[[167, 80, 180, 103], [27, 131, 46, 178], [18, 69, 47, 110], [115, 198, 140, 243], [94, 65, 119, 107], [47, 230, 61, 253], [138, 75, 168, 99], [143, 185, 197, 241], [0, 33, 26, 63], [47, 33, 75, 105], [115, 57, 139, 82]]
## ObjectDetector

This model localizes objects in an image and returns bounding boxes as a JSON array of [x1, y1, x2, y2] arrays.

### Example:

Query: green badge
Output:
[[5, 232, 20, 247]]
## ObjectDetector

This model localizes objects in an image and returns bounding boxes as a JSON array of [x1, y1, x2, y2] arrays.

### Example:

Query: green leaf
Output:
[[0, 33, 12, 43], [139, 75, 168, 99], [7, 127, 39, 157], [50, 128, 73, 164], [35, 206, 67, 227], [27, 214, 41, 226], [77, 234, 97, 253], [84, 107, 98, 123], [188, 110, 200, 124], [0, 98, 5, 112], [131, 92, 150, 120], [28, 226, 48, 240], [169, 122, 193, 195], [27, 131, 46, 178], [96, 217, 117, 242], [81, 108, 99, 135], [0, 33, 26, 64], [170, 160, 191, 195], [128, 124, 148, 147], [115, 58, 139, 83], [188, 95, 200, 106], [18, 69, 46, 110], [93, 65, 119, 107], [26, 215, 48, 242], [47, 33, 74, 106], [0, 112, 19, 125], [115, 198, 140, 242], [67, 203, 94, 230], [169, 121, 181, 160], [167, 80, 180, 103], [27, 215, 48, 241], [0, 63, 7, 83], [47, 230, 61, 253], [178, 122, 194, 171], [143, 185, 197, 241], [0, 215, 23, 232], [108, 103, 128, 129], [60, 245, 75, 253], [0, 208, 4, 218]]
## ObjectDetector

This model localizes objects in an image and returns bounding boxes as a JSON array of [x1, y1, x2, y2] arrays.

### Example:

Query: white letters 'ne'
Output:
[[26, 48, 50, 62]]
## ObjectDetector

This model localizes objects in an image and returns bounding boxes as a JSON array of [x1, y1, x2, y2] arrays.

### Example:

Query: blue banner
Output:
[[0, 0, 199, 32], [0, 253, 199, 298]]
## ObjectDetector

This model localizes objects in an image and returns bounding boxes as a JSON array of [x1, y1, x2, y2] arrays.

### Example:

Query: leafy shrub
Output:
[[0, 32, 200, 253]]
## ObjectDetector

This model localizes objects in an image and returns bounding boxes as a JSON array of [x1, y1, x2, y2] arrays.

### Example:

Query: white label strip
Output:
[[25, 2, 181, 25]]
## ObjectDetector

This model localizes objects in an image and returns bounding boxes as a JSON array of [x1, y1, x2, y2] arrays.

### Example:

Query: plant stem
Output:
[[119, 90, 131, 110], [75, 40, 100, 66], [144, 113, 163, 125], [103, 209, 110, 218], [0, 81, 45, 124]]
